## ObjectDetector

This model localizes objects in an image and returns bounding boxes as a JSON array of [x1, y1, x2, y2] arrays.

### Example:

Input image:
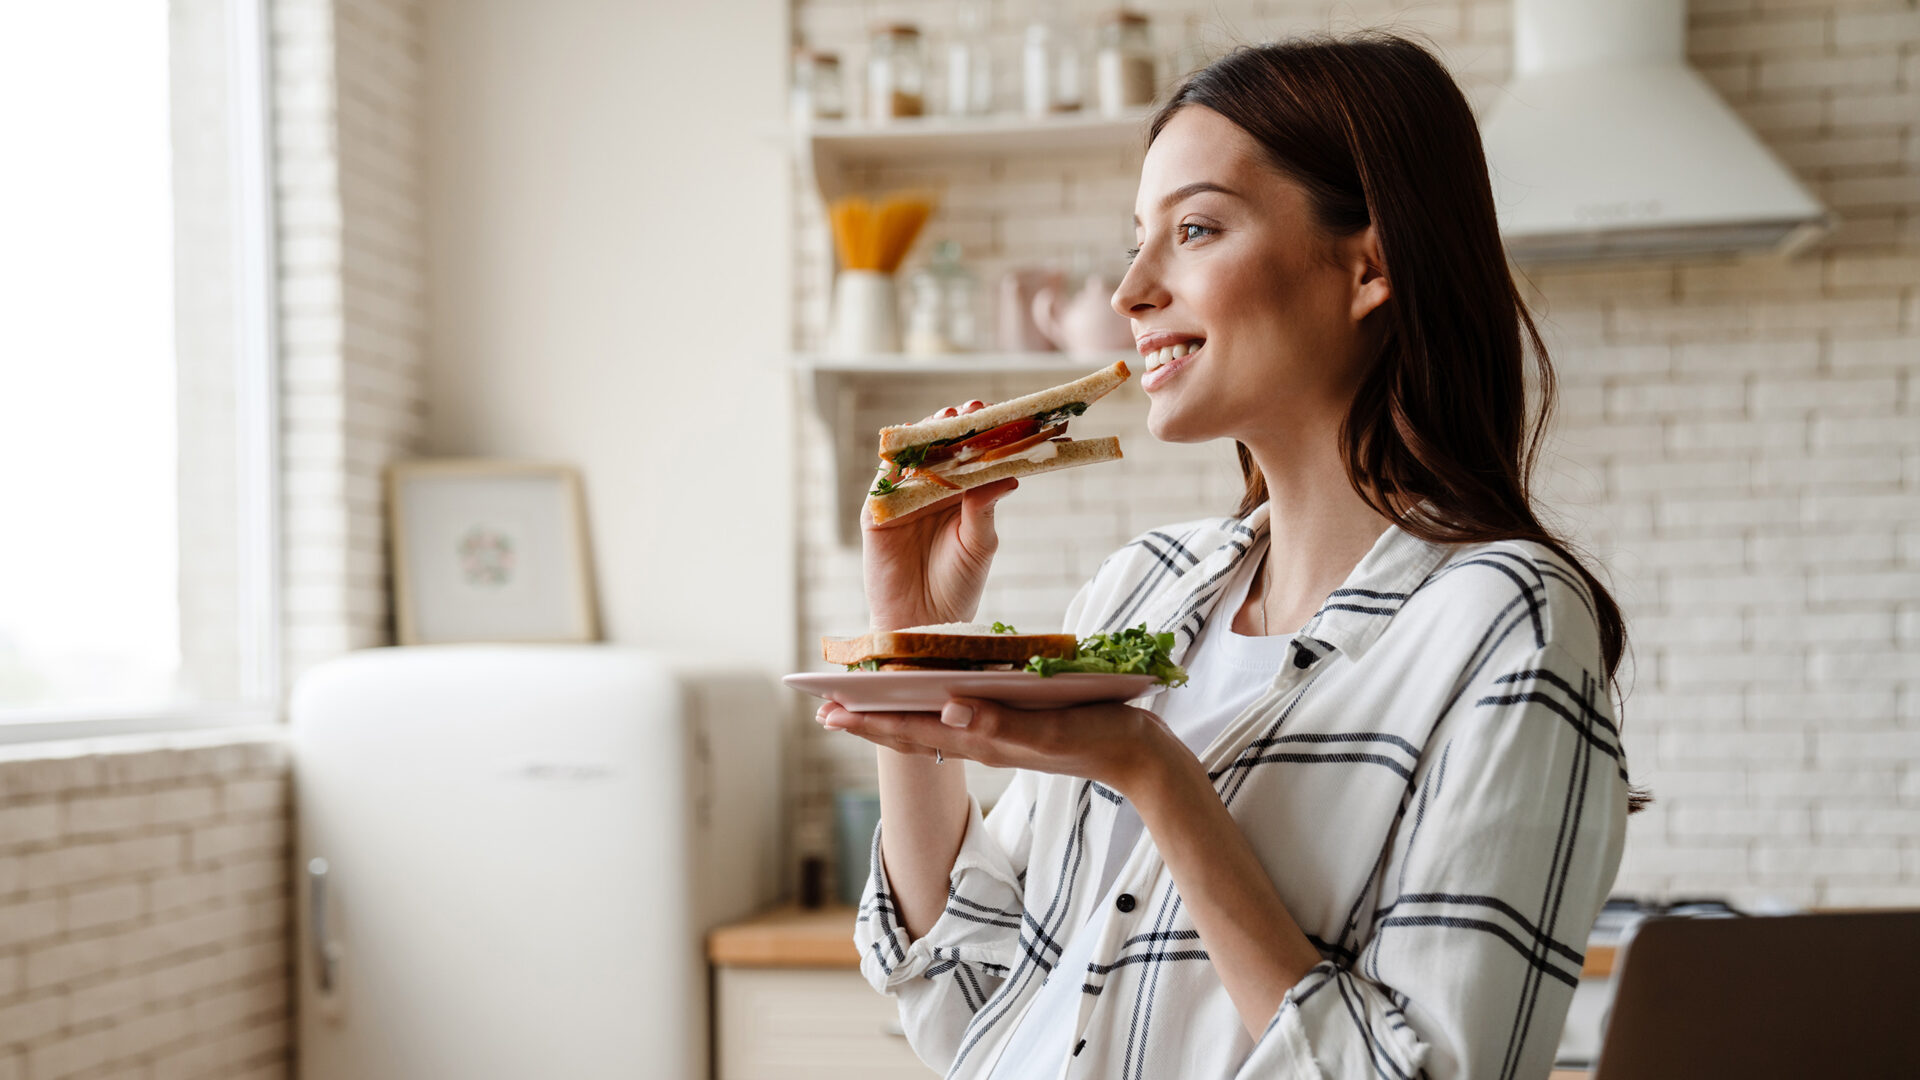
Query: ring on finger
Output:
[[935, 748, 944, 765]]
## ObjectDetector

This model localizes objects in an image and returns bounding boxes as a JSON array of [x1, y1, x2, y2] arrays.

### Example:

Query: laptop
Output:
[[1591, 910, 1920, 1079]]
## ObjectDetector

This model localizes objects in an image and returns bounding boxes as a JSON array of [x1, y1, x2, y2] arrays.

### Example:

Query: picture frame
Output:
[[386, 460, 601, 646]]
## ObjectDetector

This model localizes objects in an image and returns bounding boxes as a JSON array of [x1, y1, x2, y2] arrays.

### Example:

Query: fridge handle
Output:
[[308, 857, 343, 996]]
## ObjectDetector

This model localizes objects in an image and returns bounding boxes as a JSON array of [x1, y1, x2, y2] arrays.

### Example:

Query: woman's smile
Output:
[[1142, 339, 1204, 392]]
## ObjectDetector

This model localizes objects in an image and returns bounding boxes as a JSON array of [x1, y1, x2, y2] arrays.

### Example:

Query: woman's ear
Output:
[[1347, 224, 1390, 323]]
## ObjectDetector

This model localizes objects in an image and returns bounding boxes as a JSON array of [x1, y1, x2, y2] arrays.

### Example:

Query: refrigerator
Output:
[[291, 645, 786, 1080]]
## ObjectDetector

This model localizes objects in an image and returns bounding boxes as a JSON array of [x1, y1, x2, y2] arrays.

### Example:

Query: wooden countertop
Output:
[[709, 903, 1620, 979], [709, 903, 863, 968]]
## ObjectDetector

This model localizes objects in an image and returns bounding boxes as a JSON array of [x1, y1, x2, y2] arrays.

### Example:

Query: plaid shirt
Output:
[[856, 502, 1630, 1080]]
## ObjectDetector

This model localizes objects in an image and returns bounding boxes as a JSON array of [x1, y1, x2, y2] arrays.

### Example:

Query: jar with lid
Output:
[[791, 49, 845, 126], [1022, 13, 1082, 118], [867, 23, 926, 123], [943, 0, 993, 116], [903, 241, 982, 356], [1096, 11, 1155, 115]]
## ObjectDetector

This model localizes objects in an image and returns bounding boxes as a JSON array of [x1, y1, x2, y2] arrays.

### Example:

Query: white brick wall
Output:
[[275, 0, 427, 685], [0, 732, 292, 1080], [789, 0, 1920, 908]]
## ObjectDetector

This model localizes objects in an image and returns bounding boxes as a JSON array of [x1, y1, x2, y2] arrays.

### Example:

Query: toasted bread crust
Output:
[[822, 630, 1079, 666], [865, 436, 1123, 524], [876, 360, 1131, 457]]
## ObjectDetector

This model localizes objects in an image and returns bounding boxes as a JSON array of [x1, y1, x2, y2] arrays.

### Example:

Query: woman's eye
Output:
[[1179, 223, 1217, 243], [1124, 246, 1141, 264]]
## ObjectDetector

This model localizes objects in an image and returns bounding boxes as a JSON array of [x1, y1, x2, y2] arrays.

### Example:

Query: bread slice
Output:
[[876, 360, 1131, 459], [866, 436, 1122, 524], [823, 628, 1078, 666]]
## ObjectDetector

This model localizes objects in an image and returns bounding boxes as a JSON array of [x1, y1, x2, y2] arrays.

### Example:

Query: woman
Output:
[[818, 34, 1638, 1080]]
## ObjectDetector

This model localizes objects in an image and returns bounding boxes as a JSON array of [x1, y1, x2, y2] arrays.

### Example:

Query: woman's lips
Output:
[[1142, 343, 1202, 392]]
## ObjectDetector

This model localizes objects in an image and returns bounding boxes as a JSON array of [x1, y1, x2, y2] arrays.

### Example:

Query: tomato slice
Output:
[[921, 416, 1040, 465], [977, 423, 1069, 463]]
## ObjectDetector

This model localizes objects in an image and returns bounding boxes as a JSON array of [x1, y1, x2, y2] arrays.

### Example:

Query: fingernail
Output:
[[942, 702, 973, 728]]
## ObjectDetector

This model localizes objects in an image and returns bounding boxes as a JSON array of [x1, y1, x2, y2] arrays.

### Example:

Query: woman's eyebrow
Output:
[[1132, 181, 1241, 225]]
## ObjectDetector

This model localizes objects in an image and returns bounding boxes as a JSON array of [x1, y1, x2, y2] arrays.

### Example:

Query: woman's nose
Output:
[[1110, 254, 1165, 317]]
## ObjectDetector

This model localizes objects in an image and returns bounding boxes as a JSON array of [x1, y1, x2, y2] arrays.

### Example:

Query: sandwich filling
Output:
[[839, 621, 1074, 672], [871, 402, 1088, 496]]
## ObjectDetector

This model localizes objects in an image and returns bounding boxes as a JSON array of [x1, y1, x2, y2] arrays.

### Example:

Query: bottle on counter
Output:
[[1096, 10, 1155, 115], [867, 23, 926, 123]]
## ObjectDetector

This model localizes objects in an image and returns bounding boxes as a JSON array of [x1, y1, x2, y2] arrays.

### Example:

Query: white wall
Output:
[[423, 0, 794, 671]]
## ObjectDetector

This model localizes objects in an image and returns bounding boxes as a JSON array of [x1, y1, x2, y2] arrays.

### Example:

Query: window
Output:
[[0, 0, 278, 737]]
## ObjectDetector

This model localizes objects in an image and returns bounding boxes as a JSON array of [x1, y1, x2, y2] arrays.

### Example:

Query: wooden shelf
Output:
[[800, 111, 1152, 200], [795, 352, 1136, 545]]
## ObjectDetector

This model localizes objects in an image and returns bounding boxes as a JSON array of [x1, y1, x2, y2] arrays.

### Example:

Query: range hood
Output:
[[1480, 0, 1832, 263]]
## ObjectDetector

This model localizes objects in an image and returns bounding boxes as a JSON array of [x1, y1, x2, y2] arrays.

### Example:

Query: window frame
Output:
[[0, 0, 282, 745]]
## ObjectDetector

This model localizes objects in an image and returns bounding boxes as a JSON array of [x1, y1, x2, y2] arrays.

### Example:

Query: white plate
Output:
[[783, 670, 1161, 713]]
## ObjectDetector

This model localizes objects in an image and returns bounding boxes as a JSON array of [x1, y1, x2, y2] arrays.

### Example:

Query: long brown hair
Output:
[[1154, 36, 1645, 809]]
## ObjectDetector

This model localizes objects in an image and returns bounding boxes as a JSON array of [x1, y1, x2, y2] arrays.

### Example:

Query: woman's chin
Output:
[[1145, 398, 1222, 445]]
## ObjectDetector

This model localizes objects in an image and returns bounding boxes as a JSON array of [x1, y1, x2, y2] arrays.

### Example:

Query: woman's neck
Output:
[[1236, 422, 1392, 636]]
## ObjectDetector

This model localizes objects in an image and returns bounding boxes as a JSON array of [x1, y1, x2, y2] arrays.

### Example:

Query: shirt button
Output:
[[1115, 893, 1136, 913]]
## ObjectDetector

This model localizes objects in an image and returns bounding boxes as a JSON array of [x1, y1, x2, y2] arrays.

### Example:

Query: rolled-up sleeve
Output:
[[854, 769, 1038, 1071], [1233, 642, 1629, 1079]]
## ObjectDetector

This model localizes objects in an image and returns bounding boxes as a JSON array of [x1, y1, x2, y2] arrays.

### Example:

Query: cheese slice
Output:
[[931, 439, 1062, 480]]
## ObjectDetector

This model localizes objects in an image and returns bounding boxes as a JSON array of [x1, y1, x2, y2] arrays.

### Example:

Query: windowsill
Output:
[[0, 721, 289, 794], [0, 702, 281, 748]]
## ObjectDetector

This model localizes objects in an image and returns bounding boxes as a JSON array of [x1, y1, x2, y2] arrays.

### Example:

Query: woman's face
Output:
[[1113, 105, 1388, 448]]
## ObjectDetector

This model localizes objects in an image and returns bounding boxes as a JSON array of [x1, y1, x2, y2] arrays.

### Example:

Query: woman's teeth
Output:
[[1146, 340, 1203, 370]]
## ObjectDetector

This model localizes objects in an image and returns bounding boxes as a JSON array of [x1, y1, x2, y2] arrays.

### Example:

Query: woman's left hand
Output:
[[816, 696, 1184, 796]]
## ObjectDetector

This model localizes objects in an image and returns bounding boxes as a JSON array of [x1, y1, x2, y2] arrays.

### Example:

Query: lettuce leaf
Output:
[[1025, 623, 1187, 687]]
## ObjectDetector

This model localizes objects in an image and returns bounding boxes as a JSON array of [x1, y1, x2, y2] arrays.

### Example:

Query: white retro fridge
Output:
[[290, 645, 786, 1080]]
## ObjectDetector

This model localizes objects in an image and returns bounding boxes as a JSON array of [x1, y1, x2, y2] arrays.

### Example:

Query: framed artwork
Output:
[[386, 460, 601, 646]]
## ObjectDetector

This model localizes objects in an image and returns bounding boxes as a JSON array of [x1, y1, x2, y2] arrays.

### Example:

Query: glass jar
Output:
[[1096, 11, 1155, 115], [943, 0, 993, 116], [867, 23, 926, 123], [1023, 17, 1082, 118], [791, 49, 845, 126], [903, 242, 982, 356]]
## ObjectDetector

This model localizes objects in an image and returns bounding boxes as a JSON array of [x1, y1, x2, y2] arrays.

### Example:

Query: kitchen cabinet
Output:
[[709, 904, 926, 1079]]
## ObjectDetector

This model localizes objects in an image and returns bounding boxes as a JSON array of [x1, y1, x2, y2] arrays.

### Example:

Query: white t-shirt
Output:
[[987, 537, 1293, 1080]]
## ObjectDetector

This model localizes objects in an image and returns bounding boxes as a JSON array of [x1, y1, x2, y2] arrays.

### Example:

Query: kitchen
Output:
[[1, 0, 1916, 1077]]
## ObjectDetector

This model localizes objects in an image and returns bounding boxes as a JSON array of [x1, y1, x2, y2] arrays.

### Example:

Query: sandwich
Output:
[[824, 622, 1078, 671], [866, 360, 1130, 524], [823, 621, 1189, 686]]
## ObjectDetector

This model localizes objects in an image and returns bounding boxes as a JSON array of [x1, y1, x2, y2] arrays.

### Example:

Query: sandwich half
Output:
[[866, 360, 1129, 524], [824, 623, 1078, 671]]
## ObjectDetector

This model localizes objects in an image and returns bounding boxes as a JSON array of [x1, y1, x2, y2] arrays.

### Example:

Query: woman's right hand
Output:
[[862, 399, 1020, 631]]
